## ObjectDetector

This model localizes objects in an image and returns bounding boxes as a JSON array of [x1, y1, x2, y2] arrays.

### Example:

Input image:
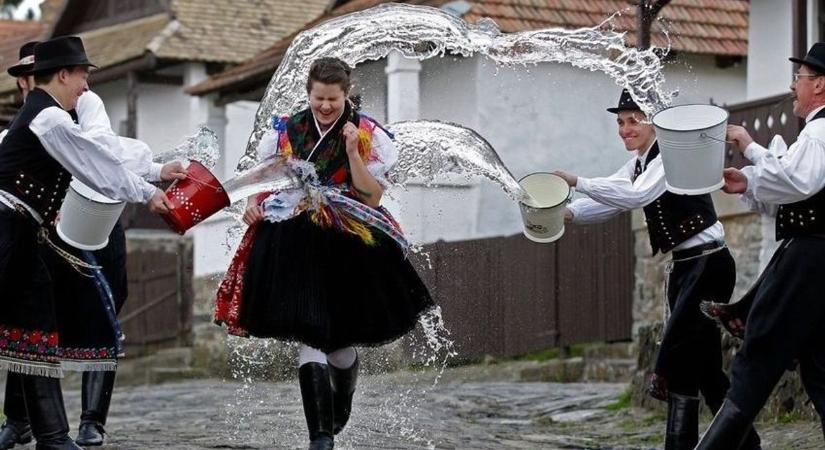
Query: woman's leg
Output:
[[298, 345, 334, 450], [327, 347, 359, 434]]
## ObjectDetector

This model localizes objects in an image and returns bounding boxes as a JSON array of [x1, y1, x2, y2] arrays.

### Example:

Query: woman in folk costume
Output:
[[215, 57, 434, 450]]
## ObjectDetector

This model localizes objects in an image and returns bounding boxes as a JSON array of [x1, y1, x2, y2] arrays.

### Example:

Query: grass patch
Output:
[[606, 388, 633, 411], [517, 344, 587, 362], [777, 410, 805, 424]]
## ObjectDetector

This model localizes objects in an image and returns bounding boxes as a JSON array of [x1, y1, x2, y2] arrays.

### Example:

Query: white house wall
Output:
[[363, 53, 748, 243], [747, 0, 793, 99]]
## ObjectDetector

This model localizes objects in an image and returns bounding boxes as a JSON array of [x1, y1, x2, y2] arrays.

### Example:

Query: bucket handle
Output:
[[699, 132, 734, 144], [186, 175, 224, 193]]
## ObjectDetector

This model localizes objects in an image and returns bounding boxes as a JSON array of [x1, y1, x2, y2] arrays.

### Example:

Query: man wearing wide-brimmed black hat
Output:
[[0, 37, 186, 449], [7, 41, 38, 95], [694, 43, 825, 449], [0, 36, 174, 450], [551, 90, 761, 450]]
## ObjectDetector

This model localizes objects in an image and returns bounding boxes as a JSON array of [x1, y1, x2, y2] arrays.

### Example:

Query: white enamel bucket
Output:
[[56, 179, 126, 250], [652, 104, 729, 195], [518, 172, 571, 243]]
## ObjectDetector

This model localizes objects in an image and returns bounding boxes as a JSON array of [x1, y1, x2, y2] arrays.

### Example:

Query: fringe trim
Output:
[[0, 356, 63, 378], [60, 359, 118, 372]]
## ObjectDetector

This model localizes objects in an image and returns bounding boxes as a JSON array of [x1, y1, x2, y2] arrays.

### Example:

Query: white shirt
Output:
[[568, 142, 725, 252], [740, 104, 825, 207], [75, 91, 163, 182]]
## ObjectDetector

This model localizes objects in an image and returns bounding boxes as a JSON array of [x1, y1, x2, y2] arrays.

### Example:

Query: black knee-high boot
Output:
[[19, 375, 81, 450], [705, 394, 762, 450], [665, 393, 699, 450], [0, 373, 32, 449], [76, 370, 116, 446], [695, 400, 751, 450], [299, 363, 334, 450], [330, 354, 358, 435]]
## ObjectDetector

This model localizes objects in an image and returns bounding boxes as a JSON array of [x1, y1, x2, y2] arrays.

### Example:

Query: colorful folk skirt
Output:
[[0, 205, 124, 377], [215, 212, 434, 352]]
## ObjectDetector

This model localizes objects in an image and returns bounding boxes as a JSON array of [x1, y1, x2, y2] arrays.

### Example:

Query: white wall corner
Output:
[[205, 95, 229, 180]]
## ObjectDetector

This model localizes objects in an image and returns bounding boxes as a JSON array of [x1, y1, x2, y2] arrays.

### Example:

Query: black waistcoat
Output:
[[775, 108, 825, 240], [640, 142, 719, 255], [0, 89, 71, 223]]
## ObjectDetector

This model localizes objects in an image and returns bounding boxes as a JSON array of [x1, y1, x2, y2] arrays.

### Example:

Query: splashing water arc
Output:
[[239, 3, 674, 172]]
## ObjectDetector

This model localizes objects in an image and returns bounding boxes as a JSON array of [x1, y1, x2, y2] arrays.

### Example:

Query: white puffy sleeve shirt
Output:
[[76, 91, 163, 182], [741, 118, 825, 206], [29, 106, 156, 203], [569, 148, 724, 250]]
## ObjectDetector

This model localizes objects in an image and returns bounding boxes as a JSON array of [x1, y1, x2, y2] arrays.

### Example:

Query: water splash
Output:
[[239, 2, 674, 171], [387, 120, 527, 202], [153, 125, 220, 169]]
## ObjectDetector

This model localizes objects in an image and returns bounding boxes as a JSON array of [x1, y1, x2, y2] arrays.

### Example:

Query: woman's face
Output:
[[309, 81, 347, 129]]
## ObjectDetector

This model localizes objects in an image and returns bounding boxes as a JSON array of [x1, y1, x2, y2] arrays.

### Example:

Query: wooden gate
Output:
[[120, 233, 193, 356], [411, 213, 634, 360]]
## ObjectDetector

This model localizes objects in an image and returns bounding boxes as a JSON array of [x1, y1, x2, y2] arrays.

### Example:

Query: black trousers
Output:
[[727, 237, 825, 423], [655, 246, 735, 404]]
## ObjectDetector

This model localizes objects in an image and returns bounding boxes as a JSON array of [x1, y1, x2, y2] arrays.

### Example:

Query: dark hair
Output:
[[33, 65, 86, 86], [306, 57, 352, 93]]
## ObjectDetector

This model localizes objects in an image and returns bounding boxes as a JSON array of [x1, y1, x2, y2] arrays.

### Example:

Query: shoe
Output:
[[330, 354, 358, 434], [299, 363, 334, 450]]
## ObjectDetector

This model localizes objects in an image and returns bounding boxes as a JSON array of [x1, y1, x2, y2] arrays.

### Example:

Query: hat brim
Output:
[[7, 63, 34, 77], [607, 106, 642, 114], [31, 58, 97, 75], [789, 56, 825, 75]]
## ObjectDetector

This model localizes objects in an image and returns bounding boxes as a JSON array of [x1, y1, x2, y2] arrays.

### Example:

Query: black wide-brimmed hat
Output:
[[31, 36, 96, 74], [789, 42, 825, 74], [7, 41, 39, 77], [607, 89, 641, 114]]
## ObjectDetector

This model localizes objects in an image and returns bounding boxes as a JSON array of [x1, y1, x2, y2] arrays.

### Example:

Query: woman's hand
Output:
[[343, 122, 360, 157], [243, 197, 264, 225]]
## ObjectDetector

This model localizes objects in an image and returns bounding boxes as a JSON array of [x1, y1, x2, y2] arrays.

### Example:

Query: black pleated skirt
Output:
[[239, 213, 434, 352]]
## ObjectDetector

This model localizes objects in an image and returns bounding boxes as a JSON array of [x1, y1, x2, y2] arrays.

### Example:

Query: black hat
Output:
[[607, 89, 641, 114], [31, 36, 96, 74], [7, 41, 39, 77], [789, 42, 825, 74]]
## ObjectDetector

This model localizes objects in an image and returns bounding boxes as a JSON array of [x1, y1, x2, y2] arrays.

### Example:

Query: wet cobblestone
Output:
[[6, 365, 823, 449]]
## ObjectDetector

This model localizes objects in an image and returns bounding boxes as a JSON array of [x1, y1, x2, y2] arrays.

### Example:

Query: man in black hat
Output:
[[694, 42, 825, 449], [6, 41, 37, 97], [0, 38, 186, 447], [0, 36, 172, 450], [552, 90, 761, 450]]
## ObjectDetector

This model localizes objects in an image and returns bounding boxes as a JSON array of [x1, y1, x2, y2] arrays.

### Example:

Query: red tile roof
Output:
[[188, 0, 749, 97]]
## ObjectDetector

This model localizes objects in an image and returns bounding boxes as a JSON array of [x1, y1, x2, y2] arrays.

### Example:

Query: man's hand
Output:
[[552, 170, 578, 187], [160, 161, 187, 181], [148, 189, 174, 214], [726, 125, 754, 153], [722, 167, 748, 194], [564, 208, 574, 224]]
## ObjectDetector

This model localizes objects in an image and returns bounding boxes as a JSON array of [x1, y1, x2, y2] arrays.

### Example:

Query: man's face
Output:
[[60, 66, 90, 110], [791, 65, 825, 117], [616, 110, 656, 151]]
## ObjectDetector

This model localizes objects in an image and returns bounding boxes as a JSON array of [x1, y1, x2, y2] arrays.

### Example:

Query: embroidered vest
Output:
[[0, 89, 72, 223], [640, 142, 719, 254], [775, 108, 825, 240]]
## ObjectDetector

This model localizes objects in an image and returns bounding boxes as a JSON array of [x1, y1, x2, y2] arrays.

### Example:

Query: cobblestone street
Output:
[[7, 364, 820, 450]]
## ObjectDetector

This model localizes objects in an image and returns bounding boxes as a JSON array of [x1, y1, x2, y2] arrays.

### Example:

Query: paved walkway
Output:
[[6, 366, 824, 449]]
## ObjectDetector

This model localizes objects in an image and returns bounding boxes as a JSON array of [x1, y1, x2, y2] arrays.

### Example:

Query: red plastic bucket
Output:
[[161, 160, 230, 235]]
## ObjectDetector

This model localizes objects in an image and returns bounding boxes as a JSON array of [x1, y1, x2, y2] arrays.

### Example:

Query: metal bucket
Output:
[[56, 179, 126, 250], [652, 104, 729, 195], [162, 160, 230, 235], [518, 172, 571, 243]]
